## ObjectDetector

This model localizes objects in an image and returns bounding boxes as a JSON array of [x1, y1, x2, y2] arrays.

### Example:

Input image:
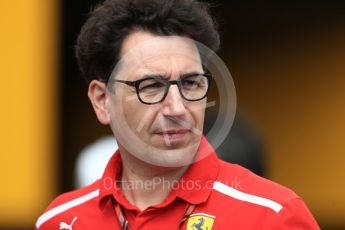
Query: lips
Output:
[[154, 128, 190, 144], [155, 129, 190, 135]]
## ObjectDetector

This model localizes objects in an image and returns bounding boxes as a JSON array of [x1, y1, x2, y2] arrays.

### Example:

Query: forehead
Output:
[[117, 31, 202, 77]]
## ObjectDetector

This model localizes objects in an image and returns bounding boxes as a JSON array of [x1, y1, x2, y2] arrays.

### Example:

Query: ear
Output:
[[88, 80, 111, 125]]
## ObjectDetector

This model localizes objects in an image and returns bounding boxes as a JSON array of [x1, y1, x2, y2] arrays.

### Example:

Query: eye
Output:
[[183, 79, 198, 86], [138, 78, 166, 92], [181, 75, 206, 89]]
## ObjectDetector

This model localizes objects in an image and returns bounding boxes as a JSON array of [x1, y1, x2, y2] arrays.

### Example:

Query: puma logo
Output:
[[59, 217, 77, 230]]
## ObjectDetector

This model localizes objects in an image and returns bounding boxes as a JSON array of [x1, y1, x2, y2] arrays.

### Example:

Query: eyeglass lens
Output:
[[138, 74, 209, 104]]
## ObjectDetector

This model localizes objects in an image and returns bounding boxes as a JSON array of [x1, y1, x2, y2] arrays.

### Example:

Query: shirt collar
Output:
[[170, 136, 219, 204], [98, 149, 122, 209], [98, 136, 219, 208]]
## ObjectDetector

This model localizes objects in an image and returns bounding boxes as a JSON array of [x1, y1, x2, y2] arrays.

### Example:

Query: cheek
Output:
[[195, 110, 205, 130], [122, 102, 158, 132], [123, 105, 140, 128], [189, 101, 206, 128]]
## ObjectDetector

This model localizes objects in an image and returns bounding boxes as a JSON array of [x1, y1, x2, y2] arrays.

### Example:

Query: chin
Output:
[[141, 143, 200, 167]]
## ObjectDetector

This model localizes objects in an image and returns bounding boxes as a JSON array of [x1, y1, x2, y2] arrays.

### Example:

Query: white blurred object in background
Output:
[[75, 136, 118, 188]]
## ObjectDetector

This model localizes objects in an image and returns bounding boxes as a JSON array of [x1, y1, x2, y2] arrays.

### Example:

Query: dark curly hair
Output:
[[76, 0, 220, 84]]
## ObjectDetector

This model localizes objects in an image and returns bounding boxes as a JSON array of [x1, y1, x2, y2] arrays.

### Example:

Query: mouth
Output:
[[154, 129, 190, 144]]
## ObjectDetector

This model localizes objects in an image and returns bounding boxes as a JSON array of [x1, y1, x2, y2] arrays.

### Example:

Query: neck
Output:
[[119, 147, 189, 211]]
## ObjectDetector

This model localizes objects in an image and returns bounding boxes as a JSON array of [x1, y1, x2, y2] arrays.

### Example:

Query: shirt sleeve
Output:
[[264, 198, 320, 230]]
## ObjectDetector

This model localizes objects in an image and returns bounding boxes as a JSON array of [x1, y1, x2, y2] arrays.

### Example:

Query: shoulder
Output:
[[214, 160, 299, 207], [213, 160, 299, 213], [35, 180, 101, 230], [210, 160, 320, 229]]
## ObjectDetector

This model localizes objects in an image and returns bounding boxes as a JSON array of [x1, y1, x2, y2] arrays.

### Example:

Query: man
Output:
[[36, 0, 320, 229]]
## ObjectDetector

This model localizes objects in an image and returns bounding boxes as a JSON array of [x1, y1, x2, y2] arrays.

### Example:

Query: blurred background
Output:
[[0, 0, 344, 229]]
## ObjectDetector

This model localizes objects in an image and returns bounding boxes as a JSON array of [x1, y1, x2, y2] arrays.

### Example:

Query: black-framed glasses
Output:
[[107, 73, 212, 105]]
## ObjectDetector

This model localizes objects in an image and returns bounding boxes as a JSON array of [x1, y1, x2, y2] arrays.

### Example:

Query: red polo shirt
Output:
[[36, 137, 320, 229]]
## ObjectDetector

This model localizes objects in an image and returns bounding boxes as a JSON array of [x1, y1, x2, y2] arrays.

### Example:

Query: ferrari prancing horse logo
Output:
[[187, 213, 215, 230]]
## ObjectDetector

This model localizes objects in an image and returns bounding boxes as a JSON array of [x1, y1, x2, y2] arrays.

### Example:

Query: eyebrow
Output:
[[140, 71, 203, 80], [141, 73, 167, 79]]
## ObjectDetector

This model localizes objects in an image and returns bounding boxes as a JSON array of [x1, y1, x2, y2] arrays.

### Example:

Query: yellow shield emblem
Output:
[[187, 213, 215, 230]]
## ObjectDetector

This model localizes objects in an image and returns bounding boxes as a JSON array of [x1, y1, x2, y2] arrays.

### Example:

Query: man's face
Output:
[[105, 31, 207, 167]]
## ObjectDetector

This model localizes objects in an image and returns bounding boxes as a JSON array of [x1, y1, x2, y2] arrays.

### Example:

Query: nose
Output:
[[161, 85, 187, 117]]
